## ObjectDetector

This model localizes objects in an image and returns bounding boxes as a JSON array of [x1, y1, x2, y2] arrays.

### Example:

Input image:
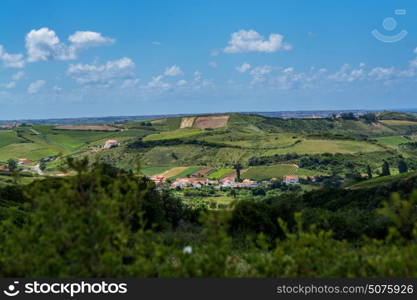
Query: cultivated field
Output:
[[143, 128, 203, 141], [193, 115, 230, 129], [242, 164, 319, 181], [180, 117, 195, 128], [0, 130, 26, 148]]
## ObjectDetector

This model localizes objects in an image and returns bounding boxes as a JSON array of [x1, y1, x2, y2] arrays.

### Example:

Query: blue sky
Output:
[[1, 0, 417, 119]]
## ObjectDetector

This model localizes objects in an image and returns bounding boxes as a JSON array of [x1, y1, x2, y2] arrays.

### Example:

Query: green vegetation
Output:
[[376, 135, 410, 147], [0, 130, 26, 148], [348, 172, 417, 189], [143, 128, 204, 141], [208, 168, 235, 179], [1, 111, 417, 186], [1, 159, 417, 277], [0, 143, 56, 162], [242, 164, 318, 181]]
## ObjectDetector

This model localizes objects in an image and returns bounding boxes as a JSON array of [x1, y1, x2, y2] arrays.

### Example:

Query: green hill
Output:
[[348, 171, 417, 190], [1, 111, 417, 182]]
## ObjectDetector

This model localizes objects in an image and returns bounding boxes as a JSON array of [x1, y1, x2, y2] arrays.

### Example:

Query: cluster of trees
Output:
[[0, 158, 417, 277]]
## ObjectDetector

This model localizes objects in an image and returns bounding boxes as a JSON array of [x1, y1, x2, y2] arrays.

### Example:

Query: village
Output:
[[149, 173, 302, 190]]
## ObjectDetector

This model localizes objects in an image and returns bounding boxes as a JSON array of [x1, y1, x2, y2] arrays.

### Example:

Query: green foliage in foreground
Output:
[[0, 159, 417, 277]]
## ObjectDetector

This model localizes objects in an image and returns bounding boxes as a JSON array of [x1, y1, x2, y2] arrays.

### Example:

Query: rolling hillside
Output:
[[1, 111, 417, 181]]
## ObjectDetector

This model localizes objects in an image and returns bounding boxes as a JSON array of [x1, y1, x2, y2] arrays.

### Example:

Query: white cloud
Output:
[[26, 27, 114, 62], [121, 78, 140, 88], [328, 63, 366, 82], [236, 62, 251, 73], [164, 65, 183, 76], [147, 75, 171, 89], [152, 41, 161, 46], [177, 79, 187, 86], [68, 31, 114, 55], [0, 45, 25, 68], [250, 65, 273, 83], [27, 80, 46, 94], [25, 28, 63, 62], [53, 85, 62, 92], [68, 57, 135, 84], [209, 61, 218, 68], [210, 49, 220, 57], [224, 30, 292, 53], [5, 81, 16, 89], [368, 67, 395, 81], [5, 71, 25, 89]]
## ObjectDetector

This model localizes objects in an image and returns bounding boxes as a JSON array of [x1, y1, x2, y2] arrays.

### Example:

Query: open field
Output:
[[143, 128, 203, 141], [208, 168, 235, 179], [170, 166, 203, 179], [141, 166, 172, 176], [380, 120, 417, 126], [0, 143, 57, 162], [193, 115, 229, 129], [375, 136, 410, 147], [0, 130, 26, 148], [180, 117, 195, 128], [156, 167, 189, 178], [264, 139, 383, 155], [348, 172, 417, 189], [242, 164, 320, 181]]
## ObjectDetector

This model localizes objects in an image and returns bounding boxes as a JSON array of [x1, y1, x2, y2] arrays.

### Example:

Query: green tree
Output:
[[366, 165, 372, 179], [7, 159, 17, 171], [398, 160, 408, 174], [233, 162, 242, 182]]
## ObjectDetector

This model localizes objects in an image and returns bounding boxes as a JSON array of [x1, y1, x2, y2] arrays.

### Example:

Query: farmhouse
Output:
[[150, 175, 165, 184], [283, 175, 299, 185], [242, 179, 258, 188], [103, 139, 119, 149], [0, 165, 9, 171]]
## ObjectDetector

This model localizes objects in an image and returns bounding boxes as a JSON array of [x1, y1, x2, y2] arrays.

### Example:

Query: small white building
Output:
[[103, 139, 119, 149], [283, 175, 300, 185]]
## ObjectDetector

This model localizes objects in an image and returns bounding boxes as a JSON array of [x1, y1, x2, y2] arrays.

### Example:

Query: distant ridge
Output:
[[1, 108, 416, 126]]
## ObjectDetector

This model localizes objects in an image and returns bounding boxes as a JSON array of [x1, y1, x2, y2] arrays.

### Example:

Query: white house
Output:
[[103, 139, 119, 149], [283, 175, 300, 184]]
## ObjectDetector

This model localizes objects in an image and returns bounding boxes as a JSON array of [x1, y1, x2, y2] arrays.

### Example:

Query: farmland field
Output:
[[380, 120, 417, 126], [170, 166, 203, 179], [54, 125, 121, 131], [141, 166, 172, 176], [0, 130, 26, 148], [375, 136, 410, 147], [264, 139, 383, 155], [0, 143, 57, 162], [155, 167, 189, 178], [143, 128, 203, 141], [208, 168, 235, 179]]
